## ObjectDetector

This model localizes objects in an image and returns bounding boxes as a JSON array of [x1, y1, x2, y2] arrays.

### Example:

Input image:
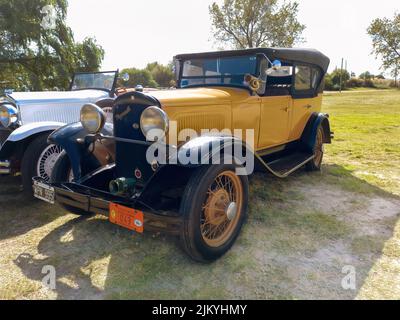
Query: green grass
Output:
[[323, 90, 400, 195], [1, 89, 400, 300]]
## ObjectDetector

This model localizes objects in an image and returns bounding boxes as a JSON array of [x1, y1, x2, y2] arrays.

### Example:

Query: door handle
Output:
[[304, 104, 313, 109], [281, 107, 289, 112]]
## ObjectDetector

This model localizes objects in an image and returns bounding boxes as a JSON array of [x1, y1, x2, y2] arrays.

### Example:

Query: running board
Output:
[[256, 152, 315, 178]]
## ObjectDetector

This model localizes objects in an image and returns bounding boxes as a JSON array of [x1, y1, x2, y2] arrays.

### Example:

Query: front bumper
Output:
[[32, 177, 182, 235]]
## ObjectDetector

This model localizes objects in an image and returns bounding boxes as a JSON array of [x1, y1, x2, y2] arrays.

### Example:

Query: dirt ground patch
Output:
[[0, 167, 399, 300]]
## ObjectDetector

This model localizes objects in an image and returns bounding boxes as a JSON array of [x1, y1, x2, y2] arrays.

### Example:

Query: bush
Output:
[[389, 80, 399, 88], [323, 74, 334, 91], [363, 79, 376, 88], [347, 78, 363, 88]]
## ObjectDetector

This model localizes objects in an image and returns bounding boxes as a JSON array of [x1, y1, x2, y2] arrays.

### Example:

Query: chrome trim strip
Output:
[[0, 161, 10, 167]]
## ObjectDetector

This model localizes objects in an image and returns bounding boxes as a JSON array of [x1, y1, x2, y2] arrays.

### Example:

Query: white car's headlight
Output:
[[0, 104, 18, 128], [80, 103, 106, 134], [140, 106, 169, 141]]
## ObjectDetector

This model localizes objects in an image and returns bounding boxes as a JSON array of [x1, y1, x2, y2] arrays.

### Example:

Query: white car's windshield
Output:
[[180, 55, 258, 88], [71, 71, 117, 92]]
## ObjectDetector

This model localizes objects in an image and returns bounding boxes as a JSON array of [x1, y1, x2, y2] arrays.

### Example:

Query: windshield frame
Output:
[[69, 70, 119, 93], [176, 54, 264, 91]]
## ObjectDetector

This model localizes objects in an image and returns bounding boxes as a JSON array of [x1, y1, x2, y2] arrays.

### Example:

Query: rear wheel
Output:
[[51, 152, 90, 216], [21, 134, 64, 196], [179, 164, 249, 262], [306, 125, 325, 171]]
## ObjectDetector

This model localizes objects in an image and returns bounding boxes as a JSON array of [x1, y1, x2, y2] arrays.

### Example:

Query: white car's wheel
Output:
[[36, 144, 64, 182], [21, 134, 64, 195]]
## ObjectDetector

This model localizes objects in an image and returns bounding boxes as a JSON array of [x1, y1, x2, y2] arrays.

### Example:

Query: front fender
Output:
[[7, 121, 65, 142], [173, 135, 255, 175], [0, 121, 65, 160], [48, 122, 113, 179]]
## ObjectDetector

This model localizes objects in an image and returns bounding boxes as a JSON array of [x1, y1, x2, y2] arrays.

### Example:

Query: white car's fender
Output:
[[7, 121, 66, 142]]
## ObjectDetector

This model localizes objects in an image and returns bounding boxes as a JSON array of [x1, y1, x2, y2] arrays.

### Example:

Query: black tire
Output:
[[50, 151, 72, 183], [21, 134, 53, 196], [179, 164, 249, 263], [51, 151, 92, 216], [306, 125, 325, 172]]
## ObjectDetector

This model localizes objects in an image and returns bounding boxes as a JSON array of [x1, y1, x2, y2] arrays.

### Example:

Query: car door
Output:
[[289, 65, 322, 141], [258, 96, 291, 149]]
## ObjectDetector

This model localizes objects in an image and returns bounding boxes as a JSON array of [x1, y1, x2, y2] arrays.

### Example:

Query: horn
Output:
[[244, 74, 261, 92]]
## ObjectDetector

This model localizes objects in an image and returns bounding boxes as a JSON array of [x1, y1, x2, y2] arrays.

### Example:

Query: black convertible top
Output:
[[175, 47, 330, 73]]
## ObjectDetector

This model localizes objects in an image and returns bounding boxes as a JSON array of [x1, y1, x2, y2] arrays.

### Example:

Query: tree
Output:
[[146, 62, 175, 88], [367, 13, 400, 85], [0, 0, 104, 91], [324, 69, 351, 91], [209, 0, 305, 49], [119, 68, 158, 88], [359, 71, 374, 80]]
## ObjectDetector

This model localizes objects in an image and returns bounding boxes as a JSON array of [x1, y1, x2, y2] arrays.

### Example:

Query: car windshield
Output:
[[70, 71, 117, 91], [180, 55, 258, 88]]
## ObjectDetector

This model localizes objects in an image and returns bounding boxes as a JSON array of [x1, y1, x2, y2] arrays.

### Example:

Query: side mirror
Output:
[[271, 60, 282, 70]]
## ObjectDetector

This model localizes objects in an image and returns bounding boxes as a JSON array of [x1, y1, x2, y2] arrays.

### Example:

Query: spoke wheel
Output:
[[313, 127, 324, 167], [306, 125, 325, 172], [37, 144, 64, 182], [179, 165, 249, 262], [200, 171, 243, 248]]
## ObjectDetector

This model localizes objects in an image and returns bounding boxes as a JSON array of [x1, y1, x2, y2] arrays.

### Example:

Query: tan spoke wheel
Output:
[[313, 128, 324, 166], [200, 171, 243, 248]]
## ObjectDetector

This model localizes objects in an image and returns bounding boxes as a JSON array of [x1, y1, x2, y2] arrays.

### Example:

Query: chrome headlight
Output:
[[80, 103, 106, 134], [0, 104, 18, 128], [140, 106, 169, 141]]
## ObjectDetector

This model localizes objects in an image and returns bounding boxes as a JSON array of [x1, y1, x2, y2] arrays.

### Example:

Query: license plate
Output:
[[109, 203, 144, 233], [33, 181, 55, 204]]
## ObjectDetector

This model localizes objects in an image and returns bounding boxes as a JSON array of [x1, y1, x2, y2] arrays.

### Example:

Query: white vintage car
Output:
[[0, 71, 118, 193]]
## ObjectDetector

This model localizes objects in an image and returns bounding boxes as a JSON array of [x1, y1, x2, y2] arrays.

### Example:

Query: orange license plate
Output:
[[109, 203, 144, 233]]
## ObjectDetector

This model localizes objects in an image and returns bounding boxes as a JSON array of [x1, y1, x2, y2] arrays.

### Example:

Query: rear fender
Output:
[[301, 113, 332, 152]]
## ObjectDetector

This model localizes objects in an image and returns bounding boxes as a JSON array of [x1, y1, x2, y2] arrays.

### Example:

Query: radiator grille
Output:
[[177, 114, 226, 136]]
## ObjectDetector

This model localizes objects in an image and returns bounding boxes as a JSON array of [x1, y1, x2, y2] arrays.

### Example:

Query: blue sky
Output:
[[67, 0, 399, 76]]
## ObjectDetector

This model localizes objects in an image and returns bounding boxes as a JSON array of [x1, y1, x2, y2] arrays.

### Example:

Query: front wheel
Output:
[[21, 134, 64, 195], [51, 152, 90, 216], [179, 165, 249, 263]]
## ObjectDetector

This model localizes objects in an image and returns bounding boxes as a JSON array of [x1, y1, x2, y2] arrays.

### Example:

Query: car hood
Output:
[[150, 87, 251, 107], [7, 90, 109, 105]]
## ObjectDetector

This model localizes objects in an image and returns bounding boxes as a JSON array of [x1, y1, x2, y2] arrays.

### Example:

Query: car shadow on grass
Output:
[[12, 165, 400, 299], [0, 176, 66, 241]]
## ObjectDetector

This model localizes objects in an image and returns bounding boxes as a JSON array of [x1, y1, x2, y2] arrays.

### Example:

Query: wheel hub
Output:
[[205, 189, 229, 226], [226, 202, 238, 221]]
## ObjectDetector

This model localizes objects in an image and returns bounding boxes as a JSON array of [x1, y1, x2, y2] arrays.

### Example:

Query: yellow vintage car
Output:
[[33, 48, 331, 262]]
